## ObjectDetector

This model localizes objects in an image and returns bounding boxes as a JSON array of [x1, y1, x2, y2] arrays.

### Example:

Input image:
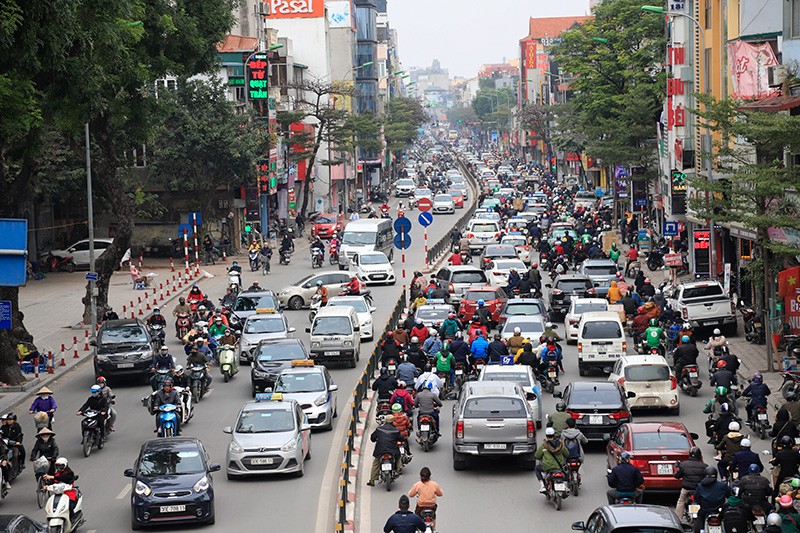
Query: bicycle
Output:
[[33, 456, 49, 508]]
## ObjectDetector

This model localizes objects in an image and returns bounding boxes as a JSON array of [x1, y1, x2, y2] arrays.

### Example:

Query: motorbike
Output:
[[380, 205, 391, 219], [379, 453, 398, 491], [385, 358, 399, 378], [543, 469, 570, 510], [541, 359, 560, 394], [175, 313, 191, 339], [566, 458, 582, 497], [739, 301, 765, 344], [248, 250, 260, 271], [2, 438, 21, 482], [219, 344, 238, 382], [684, 492, 700, 527], [329, 242, 340, 265], [780, 370, 800, 400], [340, 285, 374, 306], [79, 410, 108, 458], [748, 403, 771, 439], [679, 365, 702, 397], [228, 272, 242, 294], [308, 294, 323, 322], [454, 362, 467, 388], [646, 247, 666, 271], [470, 359, 486, 381], [148, 324, 165, 350], [419, 507, 437, 533], [417, 413, 438, 452], [150, 367, 172, 392], [376, 398, 393, 422], [155, 403, 180, 437], [311, 247, 324, 269], [279, 248, 292, 265], [45, 482, 85, 533], [189, 364, 209, 401], [703, 510, 723, 533], [41, 253, 77, 273], [626, 260, 641, 278], [459, 250, 472, 264]]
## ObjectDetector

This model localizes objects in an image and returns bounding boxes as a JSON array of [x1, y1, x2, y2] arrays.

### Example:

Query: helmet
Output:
[[681, 335, 690, 343], [391, 403, 402, 413], [55, 457, 68, 467], [793, 478, 800, 489], [416, 318, 423, 325], [780, 494, 794, 509], [425, 382, 433, 390], [713, 328, 721, 335], [532, 263, 538, 268], [720, 403, 730, 413], [753, 372, 763, 382], [414, 271, 422, 278], [424, 364, 432, 372], [619, 452, 631, 462], [767, 513, 783, 527], [163, 378, 174, 387], [514, 327, 521, 334], [781, 435, 795, 448], [717, 360, 727, 368], [96, 376, 106, 384], [741, 439, 751, 448], [715, 386, 728, 396], [545, 427, 555, 437], [179, 297, 186, 304], [90, 385, 102, 395], [477, 300, 485, 307], [398, 381, 407, 389], [556, 401, 566, 412], [788, 391, 797, 402], [174, 365, 184, 373], [649, 318, 658, 327], [214, 316, 222, 322], [379, 367, 388, 376], [153, 306, 160, 312], [160, 346, 169, 352], [411, 336, 419, 344], [316, 280, 323, 286], [428, 328, 438, 337], [546, 322, 553, 328], [704, 466, 718, 478], [198, 305, 206, 312], [728, 421, 740, 432], [748, 463, 760, 474], [644, 277, 651, 283], [689, 446, 702, 459]]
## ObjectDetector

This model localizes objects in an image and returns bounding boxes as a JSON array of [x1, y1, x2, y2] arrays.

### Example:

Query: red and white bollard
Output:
[[170, 257, 175, 272]]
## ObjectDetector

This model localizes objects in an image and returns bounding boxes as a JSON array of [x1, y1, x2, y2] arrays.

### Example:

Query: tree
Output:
[[384, 96, 427, 165], [446, 105, 478, 127]]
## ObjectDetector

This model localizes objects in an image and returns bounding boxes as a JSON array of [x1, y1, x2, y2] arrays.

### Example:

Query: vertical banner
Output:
[[728, 40, 779, 100]]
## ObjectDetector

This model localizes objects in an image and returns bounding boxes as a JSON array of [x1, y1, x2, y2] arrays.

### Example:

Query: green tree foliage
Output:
[[551, 0, 665, 169], [471, 87, 515, 131], [384, 97, 427, 153], [446, 105, 478, 127]]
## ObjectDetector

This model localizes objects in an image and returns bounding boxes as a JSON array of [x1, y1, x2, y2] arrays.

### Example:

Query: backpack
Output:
[[563, 435, 581, 458]]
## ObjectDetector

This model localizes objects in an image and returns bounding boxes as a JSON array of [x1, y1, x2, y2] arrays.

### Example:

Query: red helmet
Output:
[[717, 360, 727, 368], [532, 263, 538, 268]]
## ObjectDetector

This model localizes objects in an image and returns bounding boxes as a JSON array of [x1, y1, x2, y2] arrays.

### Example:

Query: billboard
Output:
[[328, 0, 354, 28], [525, 42, 537, 70], [268, 0, 324, 18], [728, 40, 779, 100]]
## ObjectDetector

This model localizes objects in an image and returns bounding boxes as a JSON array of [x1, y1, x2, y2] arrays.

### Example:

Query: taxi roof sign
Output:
[[291, 359, 314, 367], [426, 299, 446, 304], [256, 307, 277, 314], [255, 392, 283, 402]]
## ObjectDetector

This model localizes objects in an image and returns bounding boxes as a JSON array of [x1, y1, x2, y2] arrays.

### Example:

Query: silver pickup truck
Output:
[[451, 381, 537, 471], [666, 281, 737, 334]]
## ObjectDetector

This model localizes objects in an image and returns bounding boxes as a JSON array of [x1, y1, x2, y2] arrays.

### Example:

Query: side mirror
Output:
[[545, 284, 552, 289], [288, 327, 296, 333], [306, 327, 311, 333], [353, 326, 360, 332], [124, 468, 135, 478], [370, 307, 377, 313], [552, 391, 563, 399], [526, 392, 537, 401], [571, 522, 586, 531], [329, 384, 339, 392], [208, 463, 221, 473], [626, 391, 637, 398], [222, 426, 232, 434], [690, 432, 700, 440], [89, 339, 96, 346]]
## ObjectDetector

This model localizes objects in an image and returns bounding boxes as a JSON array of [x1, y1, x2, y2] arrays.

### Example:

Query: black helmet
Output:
[[380, 367, 388, 376], [781, 435, 794, 448], [414, 271, 422, 278], [424, 363, 432, 372], [555, 401, 566, 412], [704, 466, 718, 478], [689, 447, 702, 459]]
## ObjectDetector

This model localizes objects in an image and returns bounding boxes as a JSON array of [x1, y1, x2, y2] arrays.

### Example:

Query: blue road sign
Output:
[[0, 219, 27, 287], [418, 212, 433, 227], [85, 271, 98, 282], [663, 221, 679, 237], [500, 355, 514, 366], [393, 216, 411, 234], [0, 301, 11, 330], [178, 224, 193, 237], [393, 233, 412, 250], [189, 211, 203, 226], [635, 198, 648, 207]]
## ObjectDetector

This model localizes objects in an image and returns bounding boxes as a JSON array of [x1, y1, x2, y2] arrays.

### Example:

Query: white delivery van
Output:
[[306, 306, 360, 368], [577, 311, 626, 376], [338, 218, 393, 270]]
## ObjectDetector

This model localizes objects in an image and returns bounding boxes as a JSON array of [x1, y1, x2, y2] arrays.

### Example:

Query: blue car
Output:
[[125, 437, 219, 530]]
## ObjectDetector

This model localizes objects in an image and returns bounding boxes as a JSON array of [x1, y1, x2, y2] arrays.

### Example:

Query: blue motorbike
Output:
[[156, 404, 179, 437]]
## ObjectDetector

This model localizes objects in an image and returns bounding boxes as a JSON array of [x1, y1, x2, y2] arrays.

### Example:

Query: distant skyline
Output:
[[388, 0, 591, 78]]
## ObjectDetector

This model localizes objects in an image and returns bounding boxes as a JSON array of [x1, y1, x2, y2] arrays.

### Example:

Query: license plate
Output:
[[689, 371, 698, 377], [117, 363, 134, 368], [420, 424, 430, 431], [250, 458, 273, 465], [381, 463, 393, 471], [754, 516, 765, 525], [484, 443, 507, 450], [758, 413, 768, 420], [706, 320, 720, 325], [589, 415, 603, 425], [548, 371, 556, 377], [657, 464, 673, 475], [388, 365, 396, 371], [707, 526, 722, 533], [455, 369, 463, 375], [554, 482, 567, 491], [160, 505, 186, 513], [324, 351, 338, 356], [476, 364, 484, 371], [481, 237, 487, 242], [688, 504, 700, 515]]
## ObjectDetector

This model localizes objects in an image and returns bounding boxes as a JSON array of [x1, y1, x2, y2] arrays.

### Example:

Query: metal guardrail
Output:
[[336, 288, 406, 531]]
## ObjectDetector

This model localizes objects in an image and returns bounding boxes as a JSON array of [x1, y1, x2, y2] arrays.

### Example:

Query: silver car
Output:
[[224, 394, 311, 477], [579, 259, 620, 298], [237, 310, 295, 363], [432, 194, 455, 214], [277, 271, 351, 310], [478, 365, 542, 428], [500, 315, 545, 342], [273, 363, 338, 430]]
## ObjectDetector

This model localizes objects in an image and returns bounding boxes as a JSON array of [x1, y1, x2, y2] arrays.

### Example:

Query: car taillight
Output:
[[569, 318, 579, 325], [577, 342, 582, 352], [467, 233, 474, 239], [670, 376, 678, 390], [587, 288, 596, 295], [524, 245, 530, 250], [617, 377, 625, 386], [448, 283, 454, 294], [608, 410, 630, 420], [622, 341, 627, 352], [682, 307, 688, 320], [456, 420, 464, 439], [631, 458, 649, 470], [707, 516, 722, 526], [527, 420, 535, 439], [567, 410, 583, 420], [552, 288, 562, 295]]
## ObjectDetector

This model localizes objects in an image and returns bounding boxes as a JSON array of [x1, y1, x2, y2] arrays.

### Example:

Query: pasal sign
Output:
[[247, 53, 269, 100], [268, 0, 324, 18]]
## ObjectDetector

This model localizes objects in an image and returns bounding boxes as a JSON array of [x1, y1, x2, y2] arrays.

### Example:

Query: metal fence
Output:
[[336, 288, 406, 531], [425, 158, 480, 265]]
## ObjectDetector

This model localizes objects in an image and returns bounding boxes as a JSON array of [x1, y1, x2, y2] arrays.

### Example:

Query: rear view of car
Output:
[[565, 298, 609, 343], [466, 220, 501, 253], [560, 381, 631, 441], [577, 311, 626, 376], [610, 355, 680, 414]]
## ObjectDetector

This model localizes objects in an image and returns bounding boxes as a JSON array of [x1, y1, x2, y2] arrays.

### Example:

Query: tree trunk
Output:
[[300, 124, 326, 217]]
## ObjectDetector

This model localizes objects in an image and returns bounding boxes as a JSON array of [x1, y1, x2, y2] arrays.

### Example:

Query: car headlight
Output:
[[96, 354, 110, 363], [135, 480, 151, 497], [314, 393, 328, 406], [362, 319, 372, 327], [311, 341, 320, 348], [281, 437, 298, 452], [139, 351, 153, 361], [251, 367, 267, 378], [344, 340, 354, 347], [229, 440, 244, 454], [193, 476, 210, 493]]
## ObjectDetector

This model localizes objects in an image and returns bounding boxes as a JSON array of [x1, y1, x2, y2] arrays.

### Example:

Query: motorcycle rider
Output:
[[422, 329, 442, 359], [469, 330, 489, 365], [380, 332, 403, 366], [172, 297, 191, 317], [29, 387, 57, 429], [343, 274, 361, 296], [542, 322, 563, 342], [706, 328, 728, 355], [486, 334, 509, 365], [152, 378, 181, 436], [187, 347, 212, 389], [534, 427, 569, 493], [415, 382, 442, 435], [466, 317, 487, 343], [737, 463, 772, 512], [76, 385, 110, 441], [644, 318, 665, 353], [171, 365, 189, 388], [440, 312, 460, 340], [29, 427, 58, 475], [219, 288, 236, 309], [433, 344, 455, 386], [673, 336, 699, 381], [186, 284, 204, 308], [366, 416, 403, 486], [218, 328, 237, 349], [562, 418, 588, 461], [730, 439, 763, 479], [382, 494, 426, 533], [372, 367, 398, 400], [540, 339, 565, 377], [474, 300, 492, 329], [314, 280, 329, 307], [692, 466, 730, 532], [391, 404, 413, 457], [449, 332, 470, 366], [410, 272, 426, 301], [150, 346, 175, 390], [247, 280, 261, 291], [507, 327, 526, 354], [782, 391, 800, 425], [639, 277, 656, 298], [208, 316, 226, 338], [710, 360, 738, 391], [776, 496, 800, 531], [408, 467, 442, 518], [674, 446, 708, 519], [415, 365, 442, 396], [146, 307, 167, 329], [742, 373, 771, 424], [409, 320, 429, 347], [396, 359, 418, 387], [606, 451, 645, 504], [310, 236, 325, 265], [279, 232, 293, 259], [548, 402, 571, 438], [390, 382, 415, 418], [771, 436, 800, 497], [0, 414, 24, 476], [715, 421, 745, 478]]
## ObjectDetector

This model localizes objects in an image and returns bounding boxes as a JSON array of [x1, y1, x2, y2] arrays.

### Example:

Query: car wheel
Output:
[[206, 505, 216, 525], [349, 356, 357, 368], [578, 366, 586, 377], [288, 296, 304, 310], [453, 451, 467, 471]]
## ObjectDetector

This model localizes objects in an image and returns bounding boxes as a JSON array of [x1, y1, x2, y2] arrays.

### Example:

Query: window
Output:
[[70, 241, 90, 251], [704, 0, 712, 29], [355, 6, 376, 41], [682, 284, 724, 299], [311, 316, 352, 335], [794, 0, 800, 38], [704, 48, 712, 94], [581, 321, 622, 339], [624, 364, 671, 382], [632, 431, 691, 450], [464, 397, 527, 418]]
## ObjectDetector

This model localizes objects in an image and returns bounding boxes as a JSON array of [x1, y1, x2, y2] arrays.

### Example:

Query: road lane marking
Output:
[[115, 484, 131, 500]]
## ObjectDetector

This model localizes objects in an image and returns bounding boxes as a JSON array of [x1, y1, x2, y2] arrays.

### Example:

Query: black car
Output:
[[92, 319, 154, 381], [556, 381, 631, 442], [250, 338, 310, 397], [125, 438, 219, 530], [547, 275, 596, 319], [0, 515, 46, 532]]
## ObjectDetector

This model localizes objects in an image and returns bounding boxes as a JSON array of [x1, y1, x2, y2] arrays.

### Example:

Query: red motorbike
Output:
[[41, 253, 76, 273], [175, 313, 191, 339]]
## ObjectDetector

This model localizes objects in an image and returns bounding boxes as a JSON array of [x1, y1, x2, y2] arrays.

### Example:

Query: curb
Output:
[[340, 394, 372, 533]]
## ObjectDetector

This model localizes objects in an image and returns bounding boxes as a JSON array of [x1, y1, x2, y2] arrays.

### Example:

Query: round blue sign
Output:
[[393, 216, 411, 234], [393, 232, 412, 250], [418, 212, 433, 227]]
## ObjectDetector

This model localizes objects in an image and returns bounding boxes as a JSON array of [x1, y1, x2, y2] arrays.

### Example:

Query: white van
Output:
[[306, 306, 360, 367], [466, 219, 501, 253], [576, 311, 626, 376], [338, 218, 394, 270]]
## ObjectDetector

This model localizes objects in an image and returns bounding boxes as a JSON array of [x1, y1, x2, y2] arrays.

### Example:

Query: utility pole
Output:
[[85, 123, 97, 336]]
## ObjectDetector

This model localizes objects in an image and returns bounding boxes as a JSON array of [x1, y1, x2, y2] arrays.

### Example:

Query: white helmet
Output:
[[411, 336, 419, 344], [545, 427, 555, 437], [713, 328, 721, 335], [741, 438, 751, 448], [55, 457, 68, 467], [546, 322, 553, 328], [728, 421, 740, 432], [428, 328, 438, 336], [514, 327, 521, 334]]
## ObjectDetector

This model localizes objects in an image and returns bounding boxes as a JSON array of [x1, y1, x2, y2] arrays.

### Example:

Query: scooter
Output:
[[679, 365, 702, 397], [379, 453, 398, 491], [740, 301, 765, 344], [155, 404, 179, 437], [218, 344, 238, 382], [308, 294, 323, 322], [175, 313, 191, 339], [329, 242, 339, 265], [189, 365, 209, 401], [375, 398, 393, 422], [150, 367, 172, 392], [419, 507, 437, 533], [148, 324, 165, 350], [279, 249, 291, 265], [542, 359, 560, 394], [543, 469, 570, 510], [311, 248, 324, 269], [748, 403, 771, 440], [703, 510, 723, 533], [454, 362, 467, 388], [45, 482, 85, 533], [416, 414, 438, 452], [248, 250, 260, 271], [566, 458, 582, 496], [228, 272, 242, 295], [41, 253, 77, 273], [79, 410, 108, 458]]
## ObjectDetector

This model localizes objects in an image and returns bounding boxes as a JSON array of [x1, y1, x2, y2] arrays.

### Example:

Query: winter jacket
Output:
[[674, 458, 709, 490], [694, 476, 731, 512], [440, 318, 460, 339], [607, 462, 645, 493], [548, 412, 571, 437], [730, 449, 763, 477], [742, 381, 771, 407], [30, 437, 59, 462], [487, 340, 509, 362], [674, 343, 699, 366], [507, 334, 525, 353], [606, 281, 622, 304], [470, 337, 489, 360], [422, 336, 442, 357], [710, 369, 736, 389], [383, 510, 426, 533], [716, 432, 745, 461], [396, 362, 418, 385], [380, 341, 402, 364], [450, 339, 470, 363], [30, 395, 57, 413], [409, 326, 429, 345], [392, 412, 412, 440], [390, 389, 414, 414], [771, 448, 800, 481], [534, 439, 569, 472], [372, 376, 398, 399], [414, 390, 442, 415], [721, 496, 753, 532], [371, 423, 402, 457], [737, 473, 772, 506], [561, 428, 588, 459]]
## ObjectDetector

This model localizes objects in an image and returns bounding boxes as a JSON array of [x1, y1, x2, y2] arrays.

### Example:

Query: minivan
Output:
[[92, 319, 154, 381], [306, 306, 360, 367], [577, 311, 626, 376], [338, 218, 393, 270]]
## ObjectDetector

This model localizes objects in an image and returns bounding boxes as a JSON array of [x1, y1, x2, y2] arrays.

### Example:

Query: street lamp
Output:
[[268, 44, 284, 51], [354, 61, 374, 70], [393, 70, 405, 75], [592, 37, 609, 44]]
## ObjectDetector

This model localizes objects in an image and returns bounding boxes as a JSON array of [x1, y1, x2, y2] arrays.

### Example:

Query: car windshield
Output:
[[137, 448, 205, 476], [471, 223, 498, 233], [233, 295, 278, 312], [483, 372, 532, 386], [584, 265, 618, 276], [464, 397, 526, 418], [569, 388, 621, 406], [342, 231, 377, 245], [574, 302, 609, 314], [311, 317, 351, 335], [360, 254, 388, 265], [416, 308, 450, 322], [329, 299, 369, 313], [557, 280, 591, 292], [505, 320, 543, 335], [244, 317, 285, 334], [100, 326, 148, 345], [466, 291, 500, 302], [316, 215, 336, 224], [581, 321, 622, 339], [683, 285, 724, 298], [435, 195, 452, 202], [625, 364, 671, 382], [505, 302, 544, 316], [575, 192, 596, 201], [396, 180, 414, 187], [236, 409, 295, 433], [485, 247, 516, 257], [451, 271, 487, 284], [256, 343, 306, 362], [632, 431, 691, 450], [275, 373, 325, 393], [493, 260, 525, 271], [415, 189, 432, 198], [502, 238, 526, 247]]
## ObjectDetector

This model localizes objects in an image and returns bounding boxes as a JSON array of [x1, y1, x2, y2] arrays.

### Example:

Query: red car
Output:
[[459, 286, 509, 326], [312, 213, 344, 239], [606, 422, 699, 492], [447, 190, 465, 208]]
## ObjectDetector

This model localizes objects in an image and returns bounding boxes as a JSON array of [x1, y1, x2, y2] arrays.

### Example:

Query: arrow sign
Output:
[[86, 271, 98, 282], [418, 212, 433, 227], [393, 232, 412, 250], [417, 198, 433, 212], [393, 216, 411, 234], [663, 221, 678, 237]]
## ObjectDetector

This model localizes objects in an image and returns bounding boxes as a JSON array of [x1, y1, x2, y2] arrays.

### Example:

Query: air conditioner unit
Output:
[[768, 64, 787, 87], [255, 1, 270, 16]]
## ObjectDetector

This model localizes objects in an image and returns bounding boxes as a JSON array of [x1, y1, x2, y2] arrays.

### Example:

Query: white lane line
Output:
[[115, 484, 131, 500], [87, 530, 96, 533]]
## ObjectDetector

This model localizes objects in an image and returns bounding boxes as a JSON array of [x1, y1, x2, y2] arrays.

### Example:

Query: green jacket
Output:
[[609, 248, 621, 261], [441, 318, 460, 338], [778, 510, 800, 532], [435, 351, 454, 372], [208, 323, 227, 338], [535, 439, 569, 472], [549, 411, 571, 437], [644, 327, 664, 348]]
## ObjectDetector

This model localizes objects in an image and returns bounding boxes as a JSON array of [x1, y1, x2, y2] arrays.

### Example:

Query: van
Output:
[[576, 311, 626, 376], [338, 218, 393, 270], [306, 306, 361, 368]]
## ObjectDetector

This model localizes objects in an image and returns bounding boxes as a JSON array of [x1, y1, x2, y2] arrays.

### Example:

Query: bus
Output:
[[448, 129, 458, 140]]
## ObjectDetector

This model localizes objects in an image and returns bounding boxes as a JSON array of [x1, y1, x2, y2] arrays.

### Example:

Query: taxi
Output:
[[223, 393, 311, 478], [237, 308, 295, 363], [500, 234, 532, 264], [273, 361, 339, 431], [413, 300, 455, 327]]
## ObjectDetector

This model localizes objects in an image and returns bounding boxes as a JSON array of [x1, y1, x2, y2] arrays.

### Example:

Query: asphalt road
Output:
[[364, 286, 771, 531], [4, 196, 468, 531]]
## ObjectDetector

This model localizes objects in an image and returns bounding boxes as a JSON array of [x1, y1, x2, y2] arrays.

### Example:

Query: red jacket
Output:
[[410, 325, 429, 345], [390, 389, 414, 413]]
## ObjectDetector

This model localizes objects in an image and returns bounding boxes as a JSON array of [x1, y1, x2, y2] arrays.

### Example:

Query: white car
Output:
[[564, 298, 609, 344], [500, 315, 545, 342], [500, 235, 531, 264], [274, 362, 339, 430], [478, 364, 542, 428], [48, 238, 120, 268], [352, 251, 395, 286], [327, 295, 377, 341], [410, 188, 433, 208], [394, 179, 416, 197], [486, 258, 527, 287], [237, 309, 297, 362], [608, 355, 680, 415], [432, 194, 455, 214]]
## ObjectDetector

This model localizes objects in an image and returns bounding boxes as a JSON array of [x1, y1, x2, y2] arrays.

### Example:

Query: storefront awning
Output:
[[738, 94, 800, 113]]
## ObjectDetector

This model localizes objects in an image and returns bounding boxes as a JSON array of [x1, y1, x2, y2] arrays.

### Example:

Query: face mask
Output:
[[40, 395, 50, 400], [41, 436, 50, 441]]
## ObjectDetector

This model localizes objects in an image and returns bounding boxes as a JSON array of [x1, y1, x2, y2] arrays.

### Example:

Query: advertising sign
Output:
[[327, 0, 354, 28], [728, 40, 779, 100], [267, 0, 324, 18], [246, 53, 269, 100], [614, 166, 629, 198], [525, 42, 537, 70]]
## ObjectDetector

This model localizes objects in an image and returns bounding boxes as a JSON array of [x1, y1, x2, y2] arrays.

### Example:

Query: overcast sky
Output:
[[388, 0, 591, 78]]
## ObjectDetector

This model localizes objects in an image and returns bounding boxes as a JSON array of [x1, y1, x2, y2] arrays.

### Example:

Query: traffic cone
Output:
[[166, 287, 171, 297], [73, 349, 79, 359], [222, 248, 227, 262], [47, 351, 54, 374], [170, 257, 175, 272], [146, 301, 151, 310], [83, 330, 90, 351], [122, 305, 127, 315], [60, 343, 66, 353], [138, 307, 144, 315], [131, 311, 135, 319], [60, 354, 66, 367]]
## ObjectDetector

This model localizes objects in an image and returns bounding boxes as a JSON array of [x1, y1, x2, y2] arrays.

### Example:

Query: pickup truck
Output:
[[666, 281, 737, 334]]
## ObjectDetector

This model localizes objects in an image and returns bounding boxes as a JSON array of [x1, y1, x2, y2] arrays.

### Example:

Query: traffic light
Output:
[[550, 156, 557, 172], [259, 177, 268, 194], [244, 224, 252, 233]]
